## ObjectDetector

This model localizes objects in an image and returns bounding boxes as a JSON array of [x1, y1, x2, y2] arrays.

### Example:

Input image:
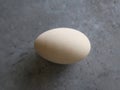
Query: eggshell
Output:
[[34, 28, 91, 64]]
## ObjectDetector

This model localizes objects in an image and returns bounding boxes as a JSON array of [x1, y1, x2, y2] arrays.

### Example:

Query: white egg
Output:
[[34, 28, 91, 64]]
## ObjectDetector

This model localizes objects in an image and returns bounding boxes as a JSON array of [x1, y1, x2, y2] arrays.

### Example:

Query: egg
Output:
[[34, 28, 91, 64]]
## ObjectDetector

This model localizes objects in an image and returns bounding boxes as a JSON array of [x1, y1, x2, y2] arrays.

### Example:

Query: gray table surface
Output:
[[0, 0, 120, 90]]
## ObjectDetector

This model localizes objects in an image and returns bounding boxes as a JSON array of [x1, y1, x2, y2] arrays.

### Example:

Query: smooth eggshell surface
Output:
[[34, 28, 91, 64]]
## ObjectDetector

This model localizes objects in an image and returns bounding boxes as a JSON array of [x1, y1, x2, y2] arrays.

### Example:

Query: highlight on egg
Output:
[[34, 28, 91, 64]]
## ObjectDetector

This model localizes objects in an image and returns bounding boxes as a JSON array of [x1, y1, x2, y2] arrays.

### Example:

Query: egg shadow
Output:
[[11, 49, 72, 90]]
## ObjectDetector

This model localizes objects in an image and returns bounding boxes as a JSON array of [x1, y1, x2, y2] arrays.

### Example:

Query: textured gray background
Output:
[[0, 0, 120, 90]]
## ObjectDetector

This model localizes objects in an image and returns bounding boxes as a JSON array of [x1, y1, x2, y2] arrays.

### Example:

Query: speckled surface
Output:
[[0, 0, 120, 90]]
